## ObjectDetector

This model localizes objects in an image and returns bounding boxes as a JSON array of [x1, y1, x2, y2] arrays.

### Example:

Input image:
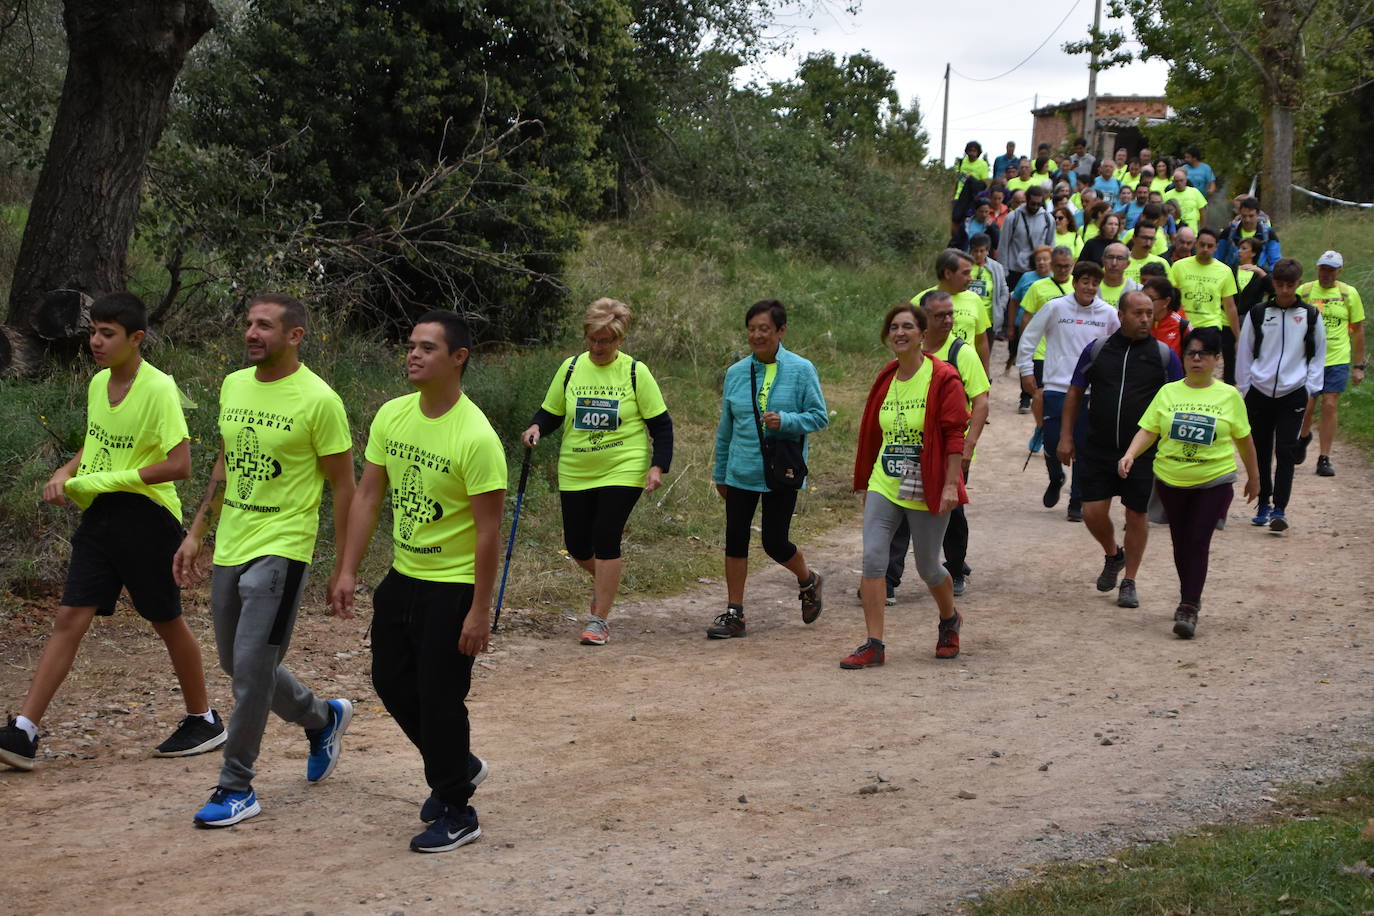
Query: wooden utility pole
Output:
[[941, 62, 950, 164], [1084, 0, 1102, 154]]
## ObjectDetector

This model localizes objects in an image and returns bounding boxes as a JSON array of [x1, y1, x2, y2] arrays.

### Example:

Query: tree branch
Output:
[[1200, 0, 1277, 89]]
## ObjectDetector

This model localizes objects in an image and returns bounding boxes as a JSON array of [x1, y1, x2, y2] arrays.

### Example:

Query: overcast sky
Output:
[[748, 0, 1171, 164]]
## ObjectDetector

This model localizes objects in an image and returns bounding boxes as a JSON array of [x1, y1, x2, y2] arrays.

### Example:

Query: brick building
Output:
[[1031, 95, 1169, 160]]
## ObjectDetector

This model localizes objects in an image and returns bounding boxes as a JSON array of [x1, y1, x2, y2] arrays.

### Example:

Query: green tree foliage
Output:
[[165, 0, 634, 341], [0, 0, 66, 181]]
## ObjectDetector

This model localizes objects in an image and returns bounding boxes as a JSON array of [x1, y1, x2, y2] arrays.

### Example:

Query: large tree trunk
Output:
[[5, 0, 216, 352], [1256, 0, 1302, 226], [1263, 104, 1296, 226]]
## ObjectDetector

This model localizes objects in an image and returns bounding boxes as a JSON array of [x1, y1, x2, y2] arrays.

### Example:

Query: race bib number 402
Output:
[[574, 397, 621, 431], [1168, 411, 1217, 446]]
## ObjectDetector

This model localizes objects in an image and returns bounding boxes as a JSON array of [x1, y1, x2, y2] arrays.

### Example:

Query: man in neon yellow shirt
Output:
[[1123, 223, 1170, 283], [175, 293, 357, 828], [913, 248, 992, 375], [1296, 250, 1366, 476], [1, 294, 224, 772], [1006, 160, 1037, 196], [1163, 168, 1208, 229], [1099, 243, 1139, 305], [332, 310, 505, 853], [1169, 228, 1240, 378]]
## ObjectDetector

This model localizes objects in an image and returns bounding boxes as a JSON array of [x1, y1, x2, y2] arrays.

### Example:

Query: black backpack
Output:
[[1248, 302, 1319, 362], [563, 353, 638, 392]]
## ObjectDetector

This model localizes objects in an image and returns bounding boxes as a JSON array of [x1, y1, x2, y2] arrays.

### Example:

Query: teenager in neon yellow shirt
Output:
[[1, 294, 222, 773], [1169, 229, 1239, 334], [176, 293, 357, 829], [1296, 250, 1367, 475], [913, 248, 992, 375], [333, 310, 505, 853], [523, 299, 673, 646], [1120, 327, 1259, 640]]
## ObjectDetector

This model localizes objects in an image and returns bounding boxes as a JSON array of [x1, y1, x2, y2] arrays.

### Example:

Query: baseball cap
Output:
[[1317, 250, 1343, 268]]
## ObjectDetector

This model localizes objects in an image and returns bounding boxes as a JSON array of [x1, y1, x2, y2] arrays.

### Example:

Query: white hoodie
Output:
[[1235, 301, 1326, 399], [1016, 293, 1120, 392]]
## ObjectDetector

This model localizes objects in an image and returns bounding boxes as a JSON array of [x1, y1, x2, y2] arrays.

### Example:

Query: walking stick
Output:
[[492, 446, 532, 633]]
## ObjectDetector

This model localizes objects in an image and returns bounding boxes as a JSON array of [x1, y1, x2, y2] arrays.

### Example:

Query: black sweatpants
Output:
[[371, 568, 476, 808], [723, 485, 798, 564], [1245, 387, 1307, 510]]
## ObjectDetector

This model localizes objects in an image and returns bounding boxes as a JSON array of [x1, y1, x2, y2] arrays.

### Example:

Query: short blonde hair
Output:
[[583, 297, 631, 340]]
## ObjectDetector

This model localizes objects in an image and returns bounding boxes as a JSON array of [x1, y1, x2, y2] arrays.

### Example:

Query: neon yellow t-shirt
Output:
[[73, 361, 188, 518], [1139, 380, 1251, 488], [953, 157, 989, 197], [912, 287, 990, 344], [1083, 223, 1100, 242], [214, 365, 353, 566], [1121, 227, 1170, 257], [1163, 186, 1207, 228], [867, 361, 932, 511], [757, 361, 778, 412], [1297, 281, 1366, 366], [1169, 257, 1237, 329], [539, 351, 667, 491], [931, 335, 989, 463], [967, 263, 996, 325], [1055, 231, 1083, 257], [363, 392, 507, 583], [1122, 172, 1141, 190], [1149, 177, 1171, 194], [1099, 278, 1135, 307], [1022, 275, 1072, 359], [1123, 252, 1169, 284], [1006, 176, 1036, 194]]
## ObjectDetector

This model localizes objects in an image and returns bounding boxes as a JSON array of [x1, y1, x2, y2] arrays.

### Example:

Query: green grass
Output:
[[970, 759, 1374, 915]]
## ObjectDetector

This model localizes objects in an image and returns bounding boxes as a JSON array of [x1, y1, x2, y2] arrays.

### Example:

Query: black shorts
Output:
[[559, 486, 642, 561], [61, 492, 183, 622], [1077, 448, 1153, 513]]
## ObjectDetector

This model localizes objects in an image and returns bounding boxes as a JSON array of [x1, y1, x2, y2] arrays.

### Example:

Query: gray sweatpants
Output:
[[862, 492, 951, 587], [211, 556, 330, 792]]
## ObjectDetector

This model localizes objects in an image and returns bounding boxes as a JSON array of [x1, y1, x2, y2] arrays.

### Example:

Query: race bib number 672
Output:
[[1168, 411, 1217, 446], [574, 397, 621, 431]]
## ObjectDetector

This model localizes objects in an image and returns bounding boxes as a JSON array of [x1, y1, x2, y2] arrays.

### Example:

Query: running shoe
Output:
[[305, 698, 353, 783], [839, 639, 885, 669], [799, 571, 824, 624], [1043, 477, 1063, 508], [1316, 456, 1335, 477], [1027, 427, 1044, 454], [1096, 548, 1126, 592], [155, 710, 226, 757], [1066, 503, 1083, 523], [1251, 505, 1271, 527], [1269, 508, 1289, 532], [194, 786, 261, 828], [0, 717, 37, 771], [854, 584, 897, 606], [1294, 433, 1312, 465], [579, 616, 610, 645], [935, 611, 962, 659], [706, 608, 746, 639], [1117, 579, 1139, 609], [1172, 603, 1199, 639], [951, 575, 967, 598], [421, 754, 490, 823], [412, 804, 481, 853]]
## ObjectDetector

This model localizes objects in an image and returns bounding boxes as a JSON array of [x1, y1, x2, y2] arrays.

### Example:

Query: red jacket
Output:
[[853, 356, 970, 507]]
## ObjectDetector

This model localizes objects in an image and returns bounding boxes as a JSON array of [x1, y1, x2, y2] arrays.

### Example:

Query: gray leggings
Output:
[[862, 492, 951, 587]]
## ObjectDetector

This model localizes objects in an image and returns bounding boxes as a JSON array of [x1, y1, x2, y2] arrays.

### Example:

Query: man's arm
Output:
[[974, 333, 990, 376], [962, 392, 989, 474], [1197, 203, 1208, 230], [42, 448, 83, 505], [1223, 295, 1239, 336], [319, 449, 357, 616], [172, 443, 227, 586], [459, 489, 506, 656], [328, 460, 387, 618]]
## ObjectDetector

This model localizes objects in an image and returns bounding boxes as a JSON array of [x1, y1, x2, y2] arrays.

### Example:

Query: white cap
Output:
[[1318, 250, 1344, 268]]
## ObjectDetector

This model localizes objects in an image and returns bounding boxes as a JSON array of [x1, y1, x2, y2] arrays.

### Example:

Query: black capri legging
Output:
[[723, 485, 798, 564], [560, 486, 642, 561]]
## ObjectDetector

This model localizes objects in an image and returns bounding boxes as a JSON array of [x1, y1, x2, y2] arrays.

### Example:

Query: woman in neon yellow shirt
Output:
[[1053, 207, 1082, 256], [1118, 327, 1259, 640], [523, 299, 674, 646]]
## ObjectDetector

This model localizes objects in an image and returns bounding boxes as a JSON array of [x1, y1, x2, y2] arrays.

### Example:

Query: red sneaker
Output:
[[839, 639, 885, 669], [935, 611, 961, 659]]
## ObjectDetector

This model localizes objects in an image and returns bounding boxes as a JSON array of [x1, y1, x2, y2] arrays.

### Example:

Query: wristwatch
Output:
[[1355, 363, 1367, 370]]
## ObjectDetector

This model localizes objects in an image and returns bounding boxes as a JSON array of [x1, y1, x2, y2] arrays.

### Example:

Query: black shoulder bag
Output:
[[750, 361, 807, 490]]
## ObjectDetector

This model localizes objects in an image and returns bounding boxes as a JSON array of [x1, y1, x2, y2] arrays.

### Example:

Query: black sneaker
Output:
[[799, 571, 824, 624], [1172, 603, 1199, 639], [155, 710, 227, 757], [1096, 548, 1126, 592], [1294, 433, 1312, 465], [1066, 501, 1083, 522], [1316, 455, 1335, 477], [707, 607, 746, 638], [0, 717, 37, 771], [1043, 477, 1063, 508], [411, 804, 481, 853], [1117, 579, 1139, 608], [421, 754, 490, 823]]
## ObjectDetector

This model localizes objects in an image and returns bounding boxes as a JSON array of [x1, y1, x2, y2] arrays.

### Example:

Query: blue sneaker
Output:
[[1028, 427, 1044, 454], [305, 698, 353, 783], [194, 786, 260, 828], [1250, 505, 1271, 527], [1269, 508, 1289, 532], [411, 804, 481, 853], [421, 754, 490, 823]]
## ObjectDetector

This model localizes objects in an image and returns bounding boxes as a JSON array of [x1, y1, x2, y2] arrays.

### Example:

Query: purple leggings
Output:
[[1154, 480, 1234, 605]]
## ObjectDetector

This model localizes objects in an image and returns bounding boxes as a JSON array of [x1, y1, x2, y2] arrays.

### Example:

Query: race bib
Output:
[[1168, 411, 1217, 446], [573, 397, 621, 431], [881, 443, 922, 478], [968, 278, 988, 297]]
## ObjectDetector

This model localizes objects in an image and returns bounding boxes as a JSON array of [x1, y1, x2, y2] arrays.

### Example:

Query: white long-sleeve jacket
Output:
[[1235, 300, 1326, 399], [1016, 293, 1120, 393]]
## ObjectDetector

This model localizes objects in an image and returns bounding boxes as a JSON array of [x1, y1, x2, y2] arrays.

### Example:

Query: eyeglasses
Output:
[[1146, 295, 1168, 304], [1103, 254, 1128, 261], [1184, 349, 1217, 358]]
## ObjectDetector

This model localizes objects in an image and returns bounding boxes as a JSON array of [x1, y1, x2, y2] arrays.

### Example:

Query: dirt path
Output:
[[4, 378, 1373, 915]]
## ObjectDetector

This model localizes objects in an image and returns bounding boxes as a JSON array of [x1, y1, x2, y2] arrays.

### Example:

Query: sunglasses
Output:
[[1184, 349, 1218, 358]]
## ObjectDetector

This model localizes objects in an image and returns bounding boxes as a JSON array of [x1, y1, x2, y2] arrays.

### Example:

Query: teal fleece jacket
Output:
[[713, 344, 829, 492]]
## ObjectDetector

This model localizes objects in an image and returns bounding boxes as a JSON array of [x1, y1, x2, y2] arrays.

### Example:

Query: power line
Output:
[[948, 95, 1038, 124], [950, 0, 1083, 83]]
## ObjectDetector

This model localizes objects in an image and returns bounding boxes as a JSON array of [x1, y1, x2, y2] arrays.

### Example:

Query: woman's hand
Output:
[[938, 482, 959, 514], [645, 466, 663, 493], [761, 411, 782, 430], [1117, 454, 1135, 478], [521, 424, 540, 448], [1239, 264, 1266, 276], [715, 483, 728, 500], [1242, 474, 1259, 503]]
